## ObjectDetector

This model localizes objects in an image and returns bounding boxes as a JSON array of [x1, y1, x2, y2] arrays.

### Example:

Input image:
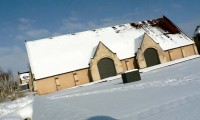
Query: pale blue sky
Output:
[[0, 0, 200, 75]]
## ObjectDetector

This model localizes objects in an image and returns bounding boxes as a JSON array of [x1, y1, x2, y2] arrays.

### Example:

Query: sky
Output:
[[0, 0, 200, 76]]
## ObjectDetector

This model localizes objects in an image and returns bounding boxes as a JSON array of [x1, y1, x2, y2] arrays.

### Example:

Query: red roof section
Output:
[[130, 16, 180, 34]]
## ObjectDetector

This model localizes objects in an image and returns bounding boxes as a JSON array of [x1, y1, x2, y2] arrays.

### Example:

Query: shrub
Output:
[[0, 68, 18, 102]]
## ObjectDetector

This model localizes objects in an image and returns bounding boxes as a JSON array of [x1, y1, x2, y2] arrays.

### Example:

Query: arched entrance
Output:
[[97, 58, 117, 79], [144, 48, 160, 67]]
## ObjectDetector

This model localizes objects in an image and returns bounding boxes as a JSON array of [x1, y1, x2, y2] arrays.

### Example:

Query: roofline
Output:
[[163, 43, 195, 51], [25, 41, 35, 75], [34, 67, 90, 80], [26, 16, 166, 43], [91, 41, 116, 59], [194, 25, 200, 32], [18, 71, 29, 74]]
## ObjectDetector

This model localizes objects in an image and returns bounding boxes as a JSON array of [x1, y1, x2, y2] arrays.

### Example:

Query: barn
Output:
[[26, 16, 198, 95]]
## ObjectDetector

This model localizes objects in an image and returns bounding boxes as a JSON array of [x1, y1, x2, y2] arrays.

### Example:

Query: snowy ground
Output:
[[2, 55, 200, 120], [0, 94, 33, 119]]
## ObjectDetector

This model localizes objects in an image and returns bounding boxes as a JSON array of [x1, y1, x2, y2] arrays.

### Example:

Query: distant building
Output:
[[18, 72, 31, 91], [193, 26, 200, 53], [26, 16, 198, 95]]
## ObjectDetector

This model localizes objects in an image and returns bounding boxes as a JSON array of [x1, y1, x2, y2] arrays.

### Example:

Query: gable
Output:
[[140, 33, 162, 50], [136, 33, 167, 68], [91, 42, 115, 59], [142, 26, 194, 50], [136, 33, 164, 59]]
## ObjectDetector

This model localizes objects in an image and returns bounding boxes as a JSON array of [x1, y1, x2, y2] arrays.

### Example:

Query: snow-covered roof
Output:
[[26, 16, 194, 80], [19, 72, 30, 81], [143, 25, 193, 50]]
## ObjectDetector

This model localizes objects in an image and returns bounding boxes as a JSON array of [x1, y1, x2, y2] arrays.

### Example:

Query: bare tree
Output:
[[0, 68, 18, 102]]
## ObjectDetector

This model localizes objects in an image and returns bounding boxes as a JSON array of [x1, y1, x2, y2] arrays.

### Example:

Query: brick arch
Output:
[[136, 33, 167, 69]]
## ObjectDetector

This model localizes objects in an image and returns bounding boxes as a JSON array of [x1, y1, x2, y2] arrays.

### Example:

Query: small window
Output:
[[74, 74, 78, 81], [73, 73, 79, 85], [54, 76, 59, 79], [56, 79, 60, 86], [126, 61, 130, 70]]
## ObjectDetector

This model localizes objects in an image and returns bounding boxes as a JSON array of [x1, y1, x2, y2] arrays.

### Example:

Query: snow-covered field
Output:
[[2, 56, 200, 120], [0, 94, 33, 119]]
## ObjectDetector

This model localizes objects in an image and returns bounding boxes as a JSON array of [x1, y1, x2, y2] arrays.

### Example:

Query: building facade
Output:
[[26, 16, 198, 95], [193, 26, 200, 53], [18, 72, 32, 91]]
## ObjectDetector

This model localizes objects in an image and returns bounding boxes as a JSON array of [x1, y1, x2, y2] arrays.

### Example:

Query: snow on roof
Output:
[[26, 16, 194, 80], [19, 72, 30, 81], [143, 25, 193, 50]]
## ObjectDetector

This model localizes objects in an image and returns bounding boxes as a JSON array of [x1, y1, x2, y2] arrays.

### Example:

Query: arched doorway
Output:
[[97, 58, 116, 79], [144, 48, 160, 67]]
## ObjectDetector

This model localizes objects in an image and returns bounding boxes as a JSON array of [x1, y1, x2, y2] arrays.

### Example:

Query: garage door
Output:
[[144, 48, 160, 67], [97, 58, 117, 79]]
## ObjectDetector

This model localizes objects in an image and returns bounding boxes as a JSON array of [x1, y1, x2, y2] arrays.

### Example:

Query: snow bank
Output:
[[0, 94, 34, 120]]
